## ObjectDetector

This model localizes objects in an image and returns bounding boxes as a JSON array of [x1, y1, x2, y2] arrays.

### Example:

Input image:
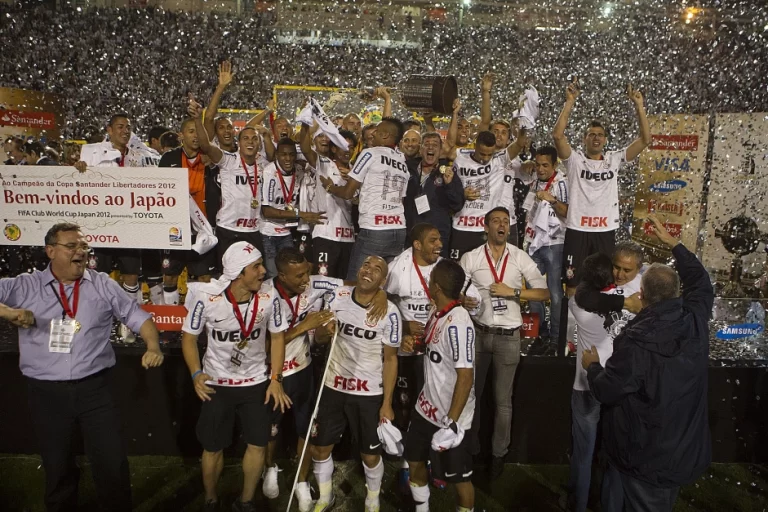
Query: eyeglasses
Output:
[[52, 243, 92, 252]]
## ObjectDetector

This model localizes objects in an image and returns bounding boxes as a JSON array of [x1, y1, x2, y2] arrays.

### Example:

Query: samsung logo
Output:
[[649, 179, 687, 194], [716, 323, 764, 340]]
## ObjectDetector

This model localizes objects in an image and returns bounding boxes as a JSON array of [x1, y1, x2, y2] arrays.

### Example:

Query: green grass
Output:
[[0, 454, 766, 511]]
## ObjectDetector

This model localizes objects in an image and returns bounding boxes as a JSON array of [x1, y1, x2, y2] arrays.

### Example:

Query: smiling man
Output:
[[0, 223, 164, 511], [310, 255, 402, 512]]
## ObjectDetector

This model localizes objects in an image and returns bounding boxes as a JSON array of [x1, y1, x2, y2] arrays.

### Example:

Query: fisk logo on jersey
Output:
[[333, 375, 370, 391], [456, 216, 484, 227], [374, 215, 403, 225], [580, 216, 609, 228], [417, 390, 439, 422]]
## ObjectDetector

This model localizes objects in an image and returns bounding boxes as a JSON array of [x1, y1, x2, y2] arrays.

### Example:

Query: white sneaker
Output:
[[119, 323, 136, 344], [262, 464, 280, 499], [364, 485, 380, 512], [295, 481, 313, 512]]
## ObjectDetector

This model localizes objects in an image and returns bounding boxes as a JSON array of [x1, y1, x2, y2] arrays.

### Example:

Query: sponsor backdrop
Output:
[[0, 165, 191, 249], [701, 113, 768, 275], [632, 114, 710, 256], [0, 87, 63, 159]]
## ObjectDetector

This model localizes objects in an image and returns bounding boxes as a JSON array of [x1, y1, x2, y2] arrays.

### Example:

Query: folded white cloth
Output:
[[297, 98, 349, 151], [511, 86, 541, 130], [431, 417, 465, 452], [189, 197, 217, 255], [377, 419, 404, 456]]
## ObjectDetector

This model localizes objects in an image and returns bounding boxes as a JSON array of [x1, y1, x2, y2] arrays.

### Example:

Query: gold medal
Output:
[[251, 198, 259, 209], [285, 204, 294, 211], [74, 320, 81, 333], [439, 165, 447, 175], [237, 339, 248, 351]]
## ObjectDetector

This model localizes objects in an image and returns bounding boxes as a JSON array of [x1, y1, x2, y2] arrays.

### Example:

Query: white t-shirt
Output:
[[80, 140, 159, 168], [563, 149, 627, 232], [305, 156, 355, 243], [349, 147, 409, 230], [265, 275, 343, 376], [182, 282, 286, 387], [524, 171, 569, 249], [215, 151, 270, 232], [452, 149, 509, 232], [324, 287, 402, 396], [261, 161, 304, 237], [571, 273, 642, 391], [417, 305, 476, 430]]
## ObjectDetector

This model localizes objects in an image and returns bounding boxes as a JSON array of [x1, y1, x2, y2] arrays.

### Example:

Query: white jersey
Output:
[[564, 149, 627, 232], [80, 139, 159, 168], [324, 287, 402, 396], [304, 156, 355, 243], [571, 273, 641, 391], [265, 275, 344, 377], [349, 147, 409, 231], [182, 282, 286, 387], [452, 149, 509, 232], [417, 305, 476, 430], [215, 151, 269, 233], [261, 161, 304, 237]]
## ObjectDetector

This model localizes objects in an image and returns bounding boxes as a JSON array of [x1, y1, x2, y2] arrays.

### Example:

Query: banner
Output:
[[141, 304, 187, 331], [701, 113, 768, 275], [0, 87, 64, 158], [0, 166, 191, 249], [631, 114, 710, 257]]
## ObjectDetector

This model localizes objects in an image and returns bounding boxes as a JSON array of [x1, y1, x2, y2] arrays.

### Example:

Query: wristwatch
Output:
[[271, 373, 283, 383], [513, 288, 522, 300]]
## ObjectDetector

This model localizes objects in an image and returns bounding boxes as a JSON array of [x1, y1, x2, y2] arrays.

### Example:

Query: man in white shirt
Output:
[[460, 207, 549, 479], [404, 259, 477, 512], [522, 146, 569, 354], [180, 242, 291, 512], [310, 256, 401, 512], [567, 244, 643, 512], [319, 117, 410, 280]]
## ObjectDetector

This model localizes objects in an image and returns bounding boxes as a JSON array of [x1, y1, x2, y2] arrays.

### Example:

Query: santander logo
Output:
[[0, 109, 56, 129]]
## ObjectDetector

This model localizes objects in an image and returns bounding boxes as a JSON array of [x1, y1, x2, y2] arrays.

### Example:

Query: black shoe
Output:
[[231, 499, 257, 512], [204, 499, 219, 512], [527, 338, 548, 356], [489, 456, 505, 480]]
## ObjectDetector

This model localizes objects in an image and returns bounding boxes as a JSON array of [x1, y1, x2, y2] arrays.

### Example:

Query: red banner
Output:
[[0, 109, 56, 129], [141, 305, 187, 331]]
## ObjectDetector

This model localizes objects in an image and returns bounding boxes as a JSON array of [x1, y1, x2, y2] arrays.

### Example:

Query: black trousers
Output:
[[603, 463, 680, 512], [26, 369, 131, 512]]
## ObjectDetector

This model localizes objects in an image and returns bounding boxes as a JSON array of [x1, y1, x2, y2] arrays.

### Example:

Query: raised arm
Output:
[[552, 79, 579, 161], [203, 60, 234, 142], [424, 112, 437, 133], [246, 98, 274, 129], [478, 72, 494, 132], [299, 123, 318, 169], [441, 99, 461, 161], [189, 97, 223, 164], [625, 85, 652, 162], [506, 128, 531, 161], [376, 87, 392, 118]]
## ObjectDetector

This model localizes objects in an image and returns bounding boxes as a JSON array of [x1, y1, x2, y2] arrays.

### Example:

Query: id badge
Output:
[[492, 297, 508, 315], [49, 318, 76, 353], [415, 194, 430, 215], [522, 190, 536, 211], [230, 346, 245, 371]]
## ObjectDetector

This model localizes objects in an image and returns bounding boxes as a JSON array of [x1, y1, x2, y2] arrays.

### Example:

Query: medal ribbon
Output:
[[225, 288, 260, 341], [484, 246, 509, 284], [424, 299, 461, 345], [275, 281, 301, 330], [240, 155, 260, 203]]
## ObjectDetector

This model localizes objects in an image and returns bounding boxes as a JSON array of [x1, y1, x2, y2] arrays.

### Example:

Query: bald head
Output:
[[640, 263, 680, 306]]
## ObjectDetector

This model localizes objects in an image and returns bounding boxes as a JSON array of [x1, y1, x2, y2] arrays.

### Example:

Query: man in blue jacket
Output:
[[581, 214, 713, 511]]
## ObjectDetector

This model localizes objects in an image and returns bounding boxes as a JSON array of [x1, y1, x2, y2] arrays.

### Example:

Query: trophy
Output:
[[360, 75, 459, 115], [714, 216, 768, 297]]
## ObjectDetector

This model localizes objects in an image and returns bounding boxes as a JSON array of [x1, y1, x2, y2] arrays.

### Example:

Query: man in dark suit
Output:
[[23, 140, 59, 165]]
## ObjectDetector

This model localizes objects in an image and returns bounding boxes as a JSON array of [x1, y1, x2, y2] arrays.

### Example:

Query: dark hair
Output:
[[641, 264, 680, 305], [23, 140, 45, 158], [422, 132, 442, 146], [82, 124, 102, 143], [613, 241, 644, 269], [148, 126, 170, 143], [214, 116, 233, 130], [362, 124, 377, 135], [276, 246, 307, 274], [160, 132, 180, 149], [332, 129, 357, 150], [432, 259, 465, 301], [237, 126, 258, 141], [585, 120, 610, 139], [379, 116, 405, 145], [44, 223, 81, 246], [107, 113, 130, 127], [403, 119, 423, 132], [579, 253, 614, 290], [276, 137, 297, 153], [180, 117, 196, 132], [9, 136, 25, 151], [475, 131, 496, 149], [410, 223, 438, 245], [536, 145, 558, 166], [484, 206, 510, 226]]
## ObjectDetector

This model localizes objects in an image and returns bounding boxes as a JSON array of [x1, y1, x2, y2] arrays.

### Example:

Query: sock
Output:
[[399, 458, 409, 470], [410, 482, 430, 512], [313, 455, 334, 502], [122, 283, 142, 305], [363, 458, 384, 493], [163, 285, 179, 305], [456, 507, 473, 512], [149, 284, 164, 305]]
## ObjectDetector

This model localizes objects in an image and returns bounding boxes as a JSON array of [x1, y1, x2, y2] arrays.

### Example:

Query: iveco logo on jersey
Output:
[[211, 328, 262, 343], [235, 175, 256, 185], [716, 323, 764, 340], [580, 169, 615, 182], [338, 322, 377, 340], [648, 179, 687, 193], [380, 155, 408, 172], [457, 164, 491, 177]]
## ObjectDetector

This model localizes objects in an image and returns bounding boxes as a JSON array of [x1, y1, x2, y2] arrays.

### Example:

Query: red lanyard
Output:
[[424, 299, 461, 345], [276, 167, 296, 206], [240, 155, 260, 201], [117, 153, 126, 167], [275, 281, 301, 329], [51, 271, 81, 319], [540, 172, 557, 192], [484, 246, 509, 284], [412, 251, 431, 301], [225, 288, 260, 341]]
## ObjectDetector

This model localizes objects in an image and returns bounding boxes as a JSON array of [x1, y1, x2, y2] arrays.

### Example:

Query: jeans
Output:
[[262, 234, 296, 278], [567, 389, 601, 512], [529, 243, 564, 341], [26, 370, 132, 512], [346, 228, 407, 281], [602, 463, 680, 512], [470, 329, 521, 458]]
